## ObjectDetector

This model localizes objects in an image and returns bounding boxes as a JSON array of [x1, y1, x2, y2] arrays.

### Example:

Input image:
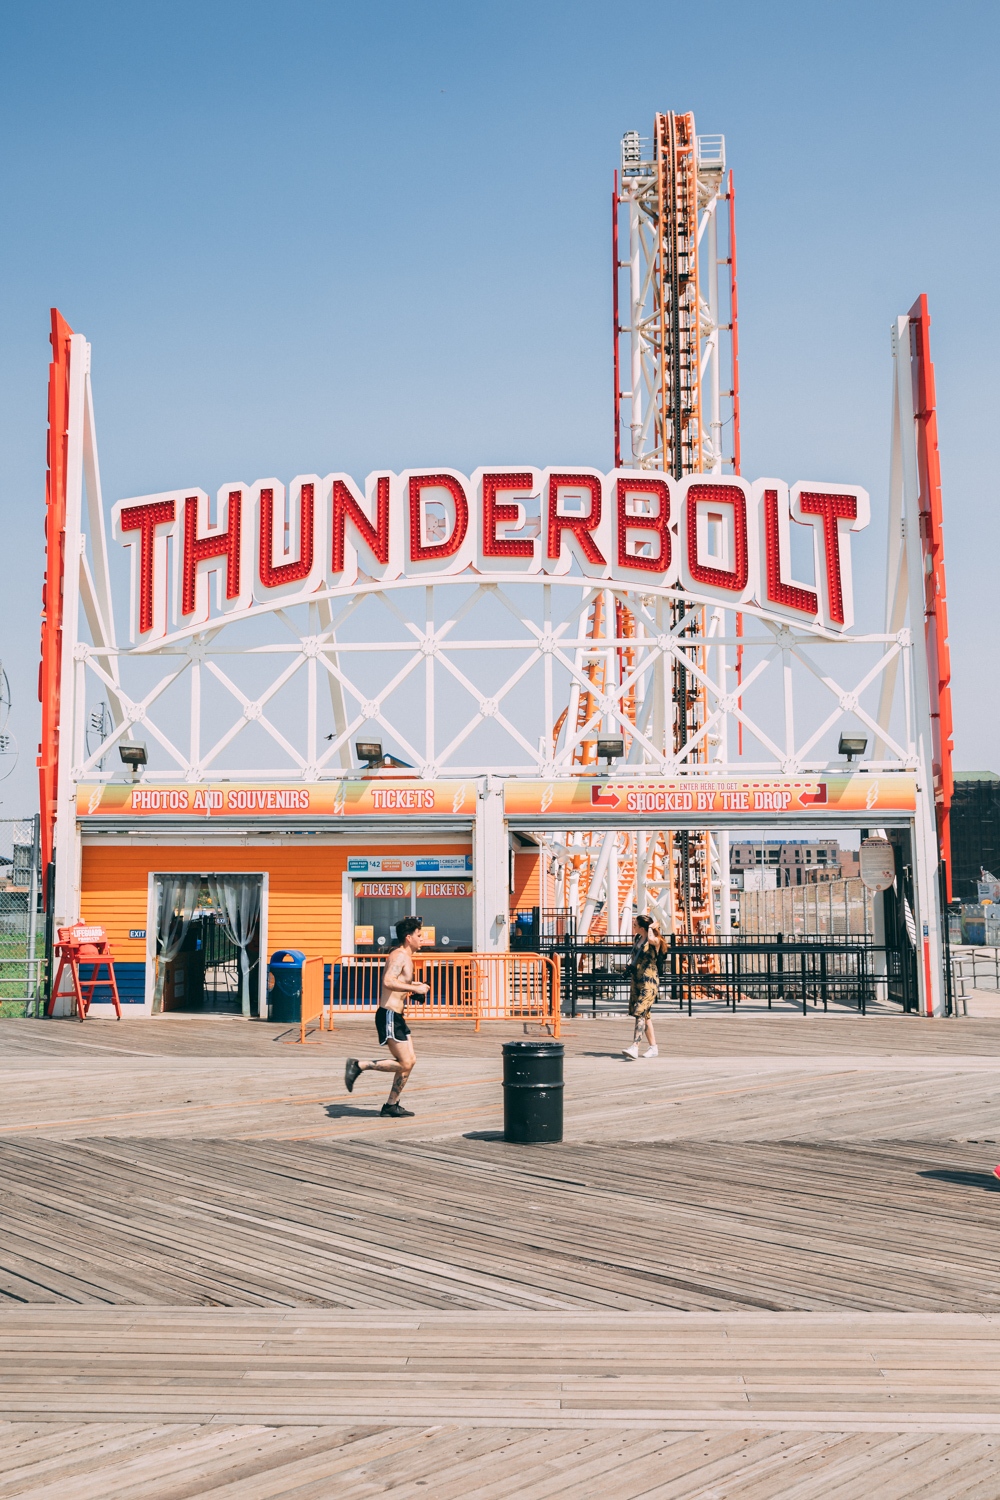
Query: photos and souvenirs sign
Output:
[[77, 781, 477, 818]]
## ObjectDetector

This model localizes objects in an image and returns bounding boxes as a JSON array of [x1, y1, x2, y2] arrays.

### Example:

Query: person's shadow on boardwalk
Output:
[[918, 1167, 1000, 1191], [324, 1102, 386, 1119]]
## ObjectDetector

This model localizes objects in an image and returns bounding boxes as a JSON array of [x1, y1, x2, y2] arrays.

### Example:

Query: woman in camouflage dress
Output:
[[623, 913, 663, 1059]]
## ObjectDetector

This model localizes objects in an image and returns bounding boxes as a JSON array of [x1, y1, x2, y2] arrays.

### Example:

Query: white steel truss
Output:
[[69, 580, 918, 787]]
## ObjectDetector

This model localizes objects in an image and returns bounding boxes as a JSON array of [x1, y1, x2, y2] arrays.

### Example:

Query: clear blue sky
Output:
[[0, 0, 997, 813]]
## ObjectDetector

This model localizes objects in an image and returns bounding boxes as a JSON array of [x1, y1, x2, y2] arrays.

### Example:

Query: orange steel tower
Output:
[[611, 113, 740, 935]]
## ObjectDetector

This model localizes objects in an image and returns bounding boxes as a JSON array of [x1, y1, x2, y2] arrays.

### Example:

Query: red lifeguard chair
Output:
[[47, 925, 122, 1022]]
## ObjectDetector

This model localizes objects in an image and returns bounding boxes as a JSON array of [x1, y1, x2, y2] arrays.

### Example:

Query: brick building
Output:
[[731, 840, 855, 888]]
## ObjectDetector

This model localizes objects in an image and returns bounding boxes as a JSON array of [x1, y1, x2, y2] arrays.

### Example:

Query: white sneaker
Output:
[[642, 1045, 659, 1058], [622, 1043, 640, 1060]]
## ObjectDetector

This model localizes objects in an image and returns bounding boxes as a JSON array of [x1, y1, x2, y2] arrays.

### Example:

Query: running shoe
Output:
[[993, 1164, 1000, 1182], [381, 1102, 415, 1117], [642, 1045, 659, 1058], [622, 1043, 640, 1060], [344, 1059, 362, 1093]]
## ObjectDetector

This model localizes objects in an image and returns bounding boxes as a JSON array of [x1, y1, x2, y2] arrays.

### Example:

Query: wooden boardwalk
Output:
[[3, 1013, 1000, 1495], [1, 1136, 999, 1312]]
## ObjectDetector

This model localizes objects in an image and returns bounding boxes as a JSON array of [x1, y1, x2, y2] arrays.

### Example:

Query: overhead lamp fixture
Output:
[[838, 733, 868, 763], [354, 740, 383, 767], [118, 741, 147, 779], [596, 737, 625, 765]]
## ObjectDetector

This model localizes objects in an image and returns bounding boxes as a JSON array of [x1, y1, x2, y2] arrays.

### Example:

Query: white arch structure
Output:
[[41, 319, 947, 1014]]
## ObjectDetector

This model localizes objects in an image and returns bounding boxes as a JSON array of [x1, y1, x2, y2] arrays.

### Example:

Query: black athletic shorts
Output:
[[376, 1007, 411, 1046]]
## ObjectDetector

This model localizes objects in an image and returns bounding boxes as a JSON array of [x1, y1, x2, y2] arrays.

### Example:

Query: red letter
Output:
[[119, 499, 176, 634], [797, 491, 858, 626], [616, 477, 670, 571], [408, 474, 469, 562], [259, 483, 315, 589], [686, 482, 748, 592], [182, 491, 242, 615], [331, 476, 390, 573], [547, 474, 605, 566], [482, 472, 534, 558], [763, 489, 818, 615]]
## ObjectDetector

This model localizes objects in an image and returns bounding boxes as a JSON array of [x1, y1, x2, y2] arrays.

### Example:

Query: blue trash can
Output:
[[268, 949, 307, 1023]]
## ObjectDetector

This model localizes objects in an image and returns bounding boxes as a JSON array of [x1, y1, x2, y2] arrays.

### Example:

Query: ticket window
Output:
[[415, 881, 473, 952], [354, 882, 413, 953]]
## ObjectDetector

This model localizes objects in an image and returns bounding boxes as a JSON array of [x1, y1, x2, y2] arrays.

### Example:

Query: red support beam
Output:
[[908, 295, 954, 897], [612, 171, 621, 468], [38, 309, 73, 892]]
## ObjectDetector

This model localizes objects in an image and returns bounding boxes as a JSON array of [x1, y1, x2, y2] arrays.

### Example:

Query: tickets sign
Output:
[[503, 774, 917, 820], [416, 881, 473, 898], [77, 780, 476, 819]]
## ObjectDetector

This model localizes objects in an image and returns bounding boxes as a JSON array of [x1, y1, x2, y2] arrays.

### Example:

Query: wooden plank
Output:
[[7, 1012, 1000, 1062], [3, 1136, 1000, 1312]]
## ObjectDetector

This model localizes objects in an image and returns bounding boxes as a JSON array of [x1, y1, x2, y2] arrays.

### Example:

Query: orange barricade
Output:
[[293, 956, 326, 1045], [48, 925, 122, 1022], [326, 952, 560, 1036]]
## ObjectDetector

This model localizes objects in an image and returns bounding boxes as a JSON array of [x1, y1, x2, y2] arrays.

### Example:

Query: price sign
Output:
[[860, 837, 895, 892]]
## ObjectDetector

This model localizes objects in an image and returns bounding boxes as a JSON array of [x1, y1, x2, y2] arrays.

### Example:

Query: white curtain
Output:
[[207, 875, 262, 1018], [153, 875, 201, 1013]]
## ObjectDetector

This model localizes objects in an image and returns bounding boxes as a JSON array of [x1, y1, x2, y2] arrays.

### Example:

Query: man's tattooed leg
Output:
[[387, 1068, 410, 1105]]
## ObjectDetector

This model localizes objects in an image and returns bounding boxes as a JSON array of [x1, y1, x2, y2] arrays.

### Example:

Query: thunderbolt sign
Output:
[[112, 467, 869, 642]]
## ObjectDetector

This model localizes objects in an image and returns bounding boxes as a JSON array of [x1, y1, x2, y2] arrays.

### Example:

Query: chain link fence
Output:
[[0, 816, 43, 1017]]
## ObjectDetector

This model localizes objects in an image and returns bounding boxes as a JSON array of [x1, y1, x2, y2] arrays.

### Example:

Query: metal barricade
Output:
[[950, 946, 1000, 1016], [297, 956, 327, 1044], [326, 952, 560, 1034]]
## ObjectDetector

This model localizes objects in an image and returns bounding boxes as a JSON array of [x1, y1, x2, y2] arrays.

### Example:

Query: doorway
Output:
[[153, 874, 264, 1016]]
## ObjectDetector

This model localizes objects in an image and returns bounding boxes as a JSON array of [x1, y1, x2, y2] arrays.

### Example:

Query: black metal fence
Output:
[[510, 908, 576, 951], [510, 906, 921, 1017], [559, 935, 914, 1017]]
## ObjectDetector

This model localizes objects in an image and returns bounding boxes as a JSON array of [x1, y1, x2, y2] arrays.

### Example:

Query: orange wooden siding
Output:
[[80, 843, 472, 964], [511, 851, 541, 911]]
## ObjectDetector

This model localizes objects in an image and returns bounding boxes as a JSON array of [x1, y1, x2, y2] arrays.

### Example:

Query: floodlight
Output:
[[119, 741, 147, 778], [354, 740, 383, 767], [838, 734, 868, 762], [596, 737, 625, 764]]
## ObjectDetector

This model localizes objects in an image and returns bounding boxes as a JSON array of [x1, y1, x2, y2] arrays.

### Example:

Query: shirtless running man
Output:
[[343, 915, 428, 1117]]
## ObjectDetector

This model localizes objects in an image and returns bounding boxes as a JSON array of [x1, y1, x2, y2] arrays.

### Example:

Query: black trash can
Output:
[[268, 949, 306, 1023], [502, 1040, 564, 1143]]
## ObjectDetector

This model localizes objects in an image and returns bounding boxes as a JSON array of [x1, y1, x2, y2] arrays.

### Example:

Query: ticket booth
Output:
[[414, 879, 473, 952], [353, 881, 414, 953], [350, 872, 474, 953]]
